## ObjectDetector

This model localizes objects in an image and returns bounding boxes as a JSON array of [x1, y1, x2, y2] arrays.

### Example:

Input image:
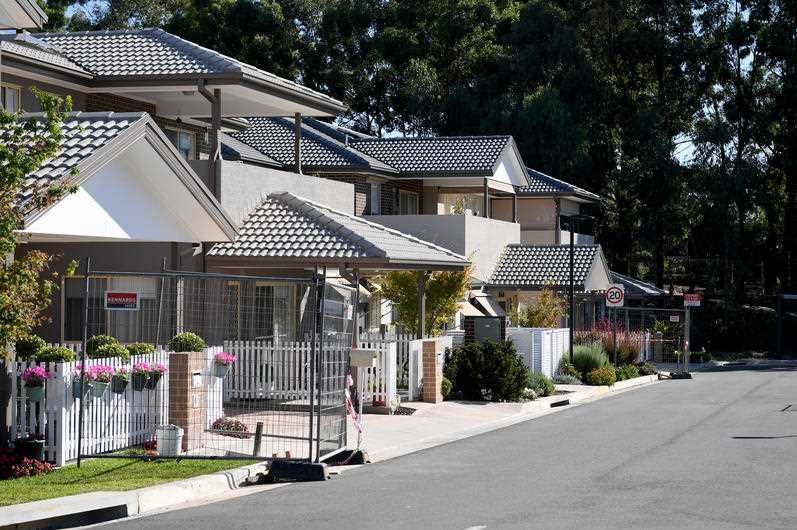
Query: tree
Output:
[[372, 268, 470, 336], [509, 288, 566, 328], [1, 90, 73, 352]]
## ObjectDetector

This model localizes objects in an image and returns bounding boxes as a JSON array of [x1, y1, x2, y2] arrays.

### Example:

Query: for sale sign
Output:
[[683, 293, 701, 307], [104, 291, 139, 311], [605, 284, 625, 307]]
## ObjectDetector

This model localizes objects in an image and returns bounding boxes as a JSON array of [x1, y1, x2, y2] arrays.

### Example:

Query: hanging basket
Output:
[[214, 362, 231, 378], [92, 381, 109, 398], [72, 380, 90, 400], [131, 373, 148, 391], [111, 376, 128, 394], [145, 372, 162, 390], [25, 385, 45, 402]]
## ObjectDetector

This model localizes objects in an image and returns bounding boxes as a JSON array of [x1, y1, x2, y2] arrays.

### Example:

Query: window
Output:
[[164, 127, 196, 160], [1, 84, 21, 112], [223, 281, 241, 340], [370, 183, 381, 214], [399, 191, 419, 215]]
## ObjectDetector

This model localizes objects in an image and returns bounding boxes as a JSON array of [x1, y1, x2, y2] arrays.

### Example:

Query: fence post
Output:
[[77, 257, 91, 468]]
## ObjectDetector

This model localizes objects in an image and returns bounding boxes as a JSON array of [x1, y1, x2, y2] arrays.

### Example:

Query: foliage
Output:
[[557, 358, 581, 379], [441, 377, 452, 398], [86, 335, 119, 357], [127, 343, 155, 356], [510, 288, 566, 328], [635, 362, 659, 376], [445, 340, 529, 402], [114, 367, 129, 381], [168, 332, 206, 352], [21, 366, 50, 387], [211, 417, 248, 438], [372, 268, 470, 336], [585, 366, 616, 386], [553, 373, 582, 385], [35, 346, 75, 363], [574, 329, 602, 346], [616, 364, 640, 382], [90, 343, 130, 361], [572, 344, 609, 380], [14, 336, 46, 361], [0, 450, 53, 480], [0, 90, 73, 355], [527, 372, 555, 397]]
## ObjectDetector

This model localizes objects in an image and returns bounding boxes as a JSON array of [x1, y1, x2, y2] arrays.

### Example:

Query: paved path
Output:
[[104, 369, 797, 530]]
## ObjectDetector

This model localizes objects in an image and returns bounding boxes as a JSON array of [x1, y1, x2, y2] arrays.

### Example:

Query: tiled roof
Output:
[[611, 271, 666, 297], [0, 34, 89, 75], [208, 192, 468, 268], [350, 136, 512, 176], [229, 117, 395, 173], [517, 169, 600, 200], [489, 244, 600, 289], [35, 29, 342, 109], [11, 112, 143, 213], [220, 132, 281, 167]]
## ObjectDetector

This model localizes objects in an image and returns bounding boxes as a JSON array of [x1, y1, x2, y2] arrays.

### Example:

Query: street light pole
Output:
[[569, 222, 575, 363]]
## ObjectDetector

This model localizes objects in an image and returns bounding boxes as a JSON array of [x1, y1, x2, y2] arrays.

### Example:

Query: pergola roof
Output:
[[611, 271, 667, 297], [516, 169, 600, 201], [208, 192, 470, 270]]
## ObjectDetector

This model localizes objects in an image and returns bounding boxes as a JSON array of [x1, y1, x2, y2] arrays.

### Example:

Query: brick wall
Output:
[[86, 93, 208, 159], [306, 173, 426, 217], [382, 179, 423, 215]]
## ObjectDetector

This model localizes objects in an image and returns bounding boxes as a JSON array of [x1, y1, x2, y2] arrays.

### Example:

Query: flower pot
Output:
[[72, 380, 90, 399], [92, 381, 109, 398], [145, 372, 162, 390], [111, 376, 128, 394], [16, 439, 45, 461], [214, 362, 231, 378], [25, 385, 45, 402], [131, 373, 148, 391]]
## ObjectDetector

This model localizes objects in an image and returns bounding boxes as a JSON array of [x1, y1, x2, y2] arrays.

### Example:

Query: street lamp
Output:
[[561, 214, 595, 363]]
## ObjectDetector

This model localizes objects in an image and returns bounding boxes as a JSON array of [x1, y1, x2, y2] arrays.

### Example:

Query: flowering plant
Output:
[[21, 366, 50, 387], [89, 365, 114, 383], [149, 363, 168, 375], [72, 365, 95, 382], [213, 352, 236, 366], [132, 362, 150, 374], [114, 366, 129, 381]]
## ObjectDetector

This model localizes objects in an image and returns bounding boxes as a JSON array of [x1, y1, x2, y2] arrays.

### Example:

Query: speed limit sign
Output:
[[605, 284, 625, 307]]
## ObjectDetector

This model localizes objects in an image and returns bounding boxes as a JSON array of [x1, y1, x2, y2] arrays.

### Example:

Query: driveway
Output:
[[105, 369, 797, 529]]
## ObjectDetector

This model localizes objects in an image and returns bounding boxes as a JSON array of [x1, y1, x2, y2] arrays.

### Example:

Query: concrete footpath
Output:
[[0, 375, 660, 529]]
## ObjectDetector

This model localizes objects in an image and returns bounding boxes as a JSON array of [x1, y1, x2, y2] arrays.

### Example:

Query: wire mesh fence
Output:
[[605, 307, 687, 365], [37, 268, 355, 464]]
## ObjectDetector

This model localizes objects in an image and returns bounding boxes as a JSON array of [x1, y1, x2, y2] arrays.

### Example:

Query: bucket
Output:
[[156, 424, 184, 456]]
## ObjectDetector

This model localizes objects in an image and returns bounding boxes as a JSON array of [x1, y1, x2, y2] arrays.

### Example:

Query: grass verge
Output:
[[0, 457, 260, 507]]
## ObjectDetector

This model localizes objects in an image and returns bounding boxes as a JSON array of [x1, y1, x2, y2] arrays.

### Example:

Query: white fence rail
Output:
[[361, 332, 416, 389], [223, 341, 313, 401], [506, 327, 569, 378], [357, 339, 397, 407]]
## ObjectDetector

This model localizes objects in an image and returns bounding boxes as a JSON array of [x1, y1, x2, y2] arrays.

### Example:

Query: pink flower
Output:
[[72, 365, 95, 382], [214, 352, 236, 366], [21, 366, 50, 387], [89, 365, 114, 383], [150, 363, 168, 374], [132, 362, 150, 374]]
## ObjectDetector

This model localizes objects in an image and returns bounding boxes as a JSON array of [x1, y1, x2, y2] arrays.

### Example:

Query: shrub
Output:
[[35, 346, 75, 363], [527, 372, 555, 397], [441, 377, 452, 398], [616, 336, 642, 365], [553, 373, 582, 385], [0, 451, 53, 479], [168, 332, 206, 352], [86, 335, 119, 357], [616, 364, 640, 381], [446, 340, 529, 402], [211, 417, 248, 438], [522, 288, 566, 328], [635, 362, 658, 376], [15, 336, 46, 360], [127, 343, 155, 356], [558, 358, 581, 379], [572, 344, 609, 379], [574, 329, 602, 346], [91, 342, 130, 361], [586, 366, 616, 386]]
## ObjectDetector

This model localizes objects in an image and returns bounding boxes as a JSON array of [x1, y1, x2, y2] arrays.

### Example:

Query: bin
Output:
[[156, 424, 184, 456]]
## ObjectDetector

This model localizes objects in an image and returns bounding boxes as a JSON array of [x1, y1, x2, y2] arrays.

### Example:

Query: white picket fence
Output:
[[357, 339, 397, 407], [361, 332, 416, 389], [222, 341, 314, 401], [506, 327, 569, 378]]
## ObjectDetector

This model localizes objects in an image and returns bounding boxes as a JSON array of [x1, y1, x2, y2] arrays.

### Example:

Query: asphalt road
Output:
[[107, 369, 797, 530]]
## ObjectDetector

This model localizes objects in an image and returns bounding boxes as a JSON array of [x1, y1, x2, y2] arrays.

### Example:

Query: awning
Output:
[[470, 291, 506, 317]]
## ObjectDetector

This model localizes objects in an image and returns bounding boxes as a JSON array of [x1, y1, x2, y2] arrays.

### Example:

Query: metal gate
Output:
[[604, 307, 688, 368], [53, 264, 351, 464]]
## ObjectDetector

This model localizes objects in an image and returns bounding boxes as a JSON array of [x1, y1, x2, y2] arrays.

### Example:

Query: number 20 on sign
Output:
[[605, 284, 625, 307]]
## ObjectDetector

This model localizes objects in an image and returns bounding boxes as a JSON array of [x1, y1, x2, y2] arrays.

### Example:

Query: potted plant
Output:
[[72, 366, 93, 399], [90, 365, 113, 398], [131, 362, 150, 391], [21, 366, 49, 402], [213, 352, 236, 378], [112, 367, 129, 394], [168, 332, 206, 353], [15, 433, 45, 462], [145, 363, 168, 389]]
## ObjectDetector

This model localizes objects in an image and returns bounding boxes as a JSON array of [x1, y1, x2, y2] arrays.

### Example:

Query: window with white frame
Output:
[[1, 84, 21, 112], [164, 126, 196, 160], [399, 190, 419, 215]]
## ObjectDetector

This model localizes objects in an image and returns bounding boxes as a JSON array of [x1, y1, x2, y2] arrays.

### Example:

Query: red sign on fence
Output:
[[683, 293, 701, 307], [104, 291, 139, 311]]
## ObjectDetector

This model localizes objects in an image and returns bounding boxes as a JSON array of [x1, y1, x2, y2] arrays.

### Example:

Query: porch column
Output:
[[417, 271, 429, 338], [294, 112, 302, 174], [554, 198, 562, 245], [197, 81, 221, 200], [351, 268, 360, 348], [482, 178, 490, 218], [512, 194, 518, 223]]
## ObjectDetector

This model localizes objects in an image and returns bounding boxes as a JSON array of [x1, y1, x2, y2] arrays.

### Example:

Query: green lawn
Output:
[[0, 457, 260, 507]]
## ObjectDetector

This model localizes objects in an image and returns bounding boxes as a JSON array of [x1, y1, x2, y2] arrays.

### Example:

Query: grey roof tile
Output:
[[517, 168, 600, 201], [0, 33, 89, 75], [611, 271, 666, 297], [209, 192, 468, 268], [489, 244, 600, 289], [350, 136, 511, 177], [229, 117, 395, 173], [10, 111, 144, 213]]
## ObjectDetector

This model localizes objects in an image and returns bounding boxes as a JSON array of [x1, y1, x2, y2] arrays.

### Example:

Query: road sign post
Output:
[[682, 294, 700, 373]]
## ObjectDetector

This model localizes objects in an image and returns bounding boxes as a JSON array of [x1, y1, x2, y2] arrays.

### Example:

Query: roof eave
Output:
[[240, 76, 346, 116]]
